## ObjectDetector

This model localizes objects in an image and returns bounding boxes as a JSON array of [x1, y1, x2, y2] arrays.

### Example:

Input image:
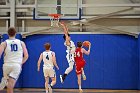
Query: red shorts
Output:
[[75, 61, 86, 75]]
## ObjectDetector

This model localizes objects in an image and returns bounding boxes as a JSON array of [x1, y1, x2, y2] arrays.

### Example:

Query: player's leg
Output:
[[7, 64, 21, 93], [43, 68, 49, 93], [0, 64, 10, 90], [50, 77, 56, 87], [77, 74, 83, 92], [49, 77, 56, 93], [0, 77, 8, 90], [60, 54, 74, 83], [81, 68, 86, 80], [60, 61, 74, 83], [65, 53, 74, 74], [7, 77, 16, 93], [65, 61, 74, 74], [76, 63, 83, 92], [48, 69, 56, 93], [81, 61, 86, 80], [45, 77, 49, 93]]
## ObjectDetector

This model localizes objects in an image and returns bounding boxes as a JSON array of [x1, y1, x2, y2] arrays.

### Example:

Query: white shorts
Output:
[[66, 53, 75, 63], [3, 63, 22, 80], [43, 67, 56, 78]]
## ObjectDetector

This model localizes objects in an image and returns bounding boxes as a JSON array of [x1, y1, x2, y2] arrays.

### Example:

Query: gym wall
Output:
[[0, 34, 139, 89]]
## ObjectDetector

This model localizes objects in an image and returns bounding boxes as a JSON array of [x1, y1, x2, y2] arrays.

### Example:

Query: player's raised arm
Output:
[[0, 42, 6, 58], [52, 52, 59, 70], [60, 22, 69, 35], [60, 22, 71, 46], [82, 44, 91, 55], [37, 53, 43, 71], [21, 41, 29, 65]]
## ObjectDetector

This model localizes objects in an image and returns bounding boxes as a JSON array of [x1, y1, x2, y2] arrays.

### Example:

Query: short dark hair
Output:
[[8, 27, 16, 37], [63, 33, 70, 40], [77, 41, 83, 48], [44, 43, 51, 50]]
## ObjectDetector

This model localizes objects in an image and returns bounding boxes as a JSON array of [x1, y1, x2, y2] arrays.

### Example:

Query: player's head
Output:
[[77, 41, 83, 48], [8, 27, 16, 37], [44, 43, 51, 50], [63, 34, 70, 41]]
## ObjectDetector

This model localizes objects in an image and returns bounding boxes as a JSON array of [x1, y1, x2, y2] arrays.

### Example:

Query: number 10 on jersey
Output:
[[11, 44, 18, 51]]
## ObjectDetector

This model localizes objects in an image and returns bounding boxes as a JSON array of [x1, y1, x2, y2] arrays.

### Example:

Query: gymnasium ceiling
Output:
[[0, 0, 140, 37]]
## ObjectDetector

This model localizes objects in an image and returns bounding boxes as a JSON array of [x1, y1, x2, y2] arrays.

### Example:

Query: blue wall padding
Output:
[[22, 34, 138, 89], [2, 34, 22, 41], [0, 34, 139, 89]]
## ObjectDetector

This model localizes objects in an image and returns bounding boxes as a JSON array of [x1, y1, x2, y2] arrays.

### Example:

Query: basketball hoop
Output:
[[48, 14, 61, 27]]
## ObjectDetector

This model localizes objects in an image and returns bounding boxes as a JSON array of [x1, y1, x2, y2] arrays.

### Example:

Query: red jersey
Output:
[[74, 47, 86, 75], [74, 48, 85, 62]]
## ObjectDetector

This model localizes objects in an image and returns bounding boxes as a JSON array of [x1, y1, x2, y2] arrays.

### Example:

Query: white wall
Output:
[[82, 0, 133, 15]]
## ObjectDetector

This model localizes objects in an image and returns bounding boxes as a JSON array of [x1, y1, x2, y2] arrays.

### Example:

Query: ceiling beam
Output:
[[87, 8, 133, 22], [71, 7, 133, 26], [129, 0, 140, 3], [129, 0, 135, 3]]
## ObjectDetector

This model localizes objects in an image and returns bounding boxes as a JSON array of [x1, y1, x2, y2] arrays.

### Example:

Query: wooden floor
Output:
[[0, 89, 140, 93]]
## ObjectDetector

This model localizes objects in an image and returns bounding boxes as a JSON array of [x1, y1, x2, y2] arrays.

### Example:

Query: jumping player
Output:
[[59, 22, 76, 83], [37, 43, 59, 93], [0, 27, 29, 93], [74, 41, 91, 92]]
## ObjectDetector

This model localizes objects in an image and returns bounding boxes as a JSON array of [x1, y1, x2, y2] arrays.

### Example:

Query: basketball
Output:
[[83, 41, 90, 47]]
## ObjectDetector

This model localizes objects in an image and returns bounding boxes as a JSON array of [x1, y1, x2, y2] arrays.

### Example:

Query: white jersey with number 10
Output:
[[4, 39, 23, 64]]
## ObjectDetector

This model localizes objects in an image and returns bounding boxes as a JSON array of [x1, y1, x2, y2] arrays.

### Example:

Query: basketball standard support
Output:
[[22, 20, 25, 32], [6, 20, 9, 31], [10, 0, 15, 27], [72, 7, 134, 26], [57, 0, 61, 14], [86, 7, 133, 22]]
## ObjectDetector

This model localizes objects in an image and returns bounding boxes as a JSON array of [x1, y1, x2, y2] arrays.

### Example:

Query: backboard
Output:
[[33, 0, 82, 20]]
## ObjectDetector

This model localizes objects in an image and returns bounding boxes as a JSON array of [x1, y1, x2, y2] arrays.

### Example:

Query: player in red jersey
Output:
[[74, 41, 91, 92]]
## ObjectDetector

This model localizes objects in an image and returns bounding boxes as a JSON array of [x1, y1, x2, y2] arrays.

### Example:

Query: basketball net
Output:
[[48, 14, 61, 27]]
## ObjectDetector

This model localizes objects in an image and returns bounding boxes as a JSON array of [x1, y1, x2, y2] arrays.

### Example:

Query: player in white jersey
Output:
[[0, 27, 28, 93], [37, 43, 59, 93], [59, 22, 76, 83]]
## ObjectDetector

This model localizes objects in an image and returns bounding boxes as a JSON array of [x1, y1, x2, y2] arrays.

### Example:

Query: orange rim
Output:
[[48, 14, 61, 19]]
